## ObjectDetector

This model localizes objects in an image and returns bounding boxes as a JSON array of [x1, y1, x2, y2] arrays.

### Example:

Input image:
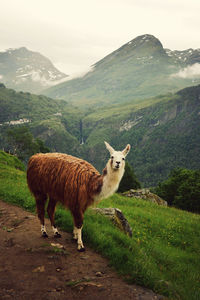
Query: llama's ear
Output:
[[104, 141, 115, 155], [122, 144, 131, 157]]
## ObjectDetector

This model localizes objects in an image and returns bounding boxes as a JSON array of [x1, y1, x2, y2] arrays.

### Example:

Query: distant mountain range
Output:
[[44, 34, 200, 107], [1, 35, 200, 100], [0, 47, 68, 93]]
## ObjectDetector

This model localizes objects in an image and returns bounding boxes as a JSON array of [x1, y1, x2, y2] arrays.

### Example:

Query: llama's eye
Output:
[[122, 158, 125, 160], [111, 156, 114, 159]]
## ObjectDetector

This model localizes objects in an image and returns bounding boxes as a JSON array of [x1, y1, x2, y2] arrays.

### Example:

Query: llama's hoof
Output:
[[78, 247, 85, 252], [42, 232, 48, 238], [54, 232, 62, 238]]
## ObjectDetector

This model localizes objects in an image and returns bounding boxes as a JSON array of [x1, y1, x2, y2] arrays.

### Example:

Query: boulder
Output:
[[91, 208, 132, 237], [122, 189, 167, 206]]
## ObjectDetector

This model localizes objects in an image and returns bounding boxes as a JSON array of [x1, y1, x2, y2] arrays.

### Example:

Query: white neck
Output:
[[94, 160, 125, 202]]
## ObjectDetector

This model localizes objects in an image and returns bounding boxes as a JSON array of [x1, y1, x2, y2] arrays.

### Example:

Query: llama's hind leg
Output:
[[35, 194, 48, 238], [72, 211, 85, 252], [47, 198, 61, 238]]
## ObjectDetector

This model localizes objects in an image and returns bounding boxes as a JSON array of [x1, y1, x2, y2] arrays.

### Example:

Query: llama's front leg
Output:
[[73, 226, 78, 240]]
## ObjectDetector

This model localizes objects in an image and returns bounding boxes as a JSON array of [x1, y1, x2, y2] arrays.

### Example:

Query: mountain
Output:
[[0, 47, 68, 93], [1, 82, 200, 187], [44, 34, 200, 107]]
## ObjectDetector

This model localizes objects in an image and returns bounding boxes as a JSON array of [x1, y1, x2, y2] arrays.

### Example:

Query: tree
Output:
[[155, 168, 200, 213], [6, 126, 49, 163], [35, 138, 50, 153], [118, 161, 141, 193]]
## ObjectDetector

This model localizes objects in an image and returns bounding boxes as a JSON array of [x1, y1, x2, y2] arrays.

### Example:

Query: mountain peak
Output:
[[128, 34, 163, 46], [122, 34, 164, 55], [3, 47, 29, 54], [94, 34, 165, 68], [17, 47, 29, 52], [15, 46, 28, 51]]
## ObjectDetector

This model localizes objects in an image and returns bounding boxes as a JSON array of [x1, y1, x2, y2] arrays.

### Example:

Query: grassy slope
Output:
[[0, 84, 82, 155], [0, 151, 199, 299]]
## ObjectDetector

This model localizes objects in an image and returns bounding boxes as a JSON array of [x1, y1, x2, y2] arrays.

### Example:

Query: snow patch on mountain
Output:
[[10, 60, 69, 88], [165, 48, 200, 65]]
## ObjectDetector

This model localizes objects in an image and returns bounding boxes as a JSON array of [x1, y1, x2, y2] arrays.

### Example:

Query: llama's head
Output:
[[104, 141, 131, 171]]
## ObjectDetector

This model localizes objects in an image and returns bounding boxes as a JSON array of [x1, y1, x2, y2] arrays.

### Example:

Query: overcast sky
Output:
[[0, 0, 200, 75]]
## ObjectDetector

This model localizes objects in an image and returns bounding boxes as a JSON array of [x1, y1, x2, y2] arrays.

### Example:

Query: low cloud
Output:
[[171, 63, 200, 78], [30, 71, 68, 87], [64, 66, 94, 81]]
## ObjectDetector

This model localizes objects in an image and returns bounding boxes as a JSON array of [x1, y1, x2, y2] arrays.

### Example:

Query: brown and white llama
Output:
[[27, 141, 130, 251]]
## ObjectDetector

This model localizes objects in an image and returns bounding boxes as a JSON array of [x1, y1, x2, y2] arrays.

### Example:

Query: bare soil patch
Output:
[[0, 200, 164, 300]]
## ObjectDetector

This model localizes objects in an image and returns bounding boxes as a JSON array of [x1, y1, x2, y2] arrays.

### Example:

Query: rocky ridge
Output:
[[122, 189, 168, 206]]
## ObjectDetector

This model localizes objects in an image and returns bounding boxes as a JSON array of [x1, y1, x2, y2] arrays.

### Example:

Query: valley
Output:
[[0, 82, 200, 187]]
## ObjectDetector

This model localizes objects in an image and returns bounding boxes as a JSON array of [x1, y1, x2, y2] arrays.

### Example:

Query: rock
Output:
[[56, 268, 62, 272], [91, 208, 132, 237], [74, 281, 103, 289], [24, 215, 35, 219], [122, 189, 168, 206], [95, 271, 103, 277], [1, 295, 12, 299], [80, 255, 89, 260], [32, 265, 45, 273], [6, 228, 14, 232], [51, 243, 65, 249]]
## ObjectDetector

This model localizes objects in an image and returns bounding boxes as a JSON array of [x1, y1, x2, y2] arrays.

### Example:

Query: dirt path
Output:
[[0, 200, 164, 300]]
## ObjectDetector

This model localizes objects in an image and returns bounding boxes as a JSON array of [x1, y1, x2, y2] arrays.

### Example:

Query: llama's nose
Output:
[[116, 161, 120, 165]]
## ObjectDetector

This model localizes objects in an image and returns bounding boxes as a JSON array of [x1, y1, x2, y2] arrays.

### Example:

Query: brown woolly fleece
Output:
[[27, 153, 104, 217]]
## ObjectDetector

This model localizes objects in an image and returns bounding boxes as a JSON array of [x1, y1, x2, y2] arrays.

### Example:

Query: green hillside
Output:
[[79, 85, 200, 186], [44, 35, 200, 108], [0, 83, 81, 156], [0, 151, 199, 300]]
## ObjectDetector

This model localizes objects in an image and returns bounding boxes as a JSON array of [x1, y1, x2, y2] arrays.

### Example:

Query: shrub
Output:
[[118, 161, 141, 193], [155, 168, 200, 213]]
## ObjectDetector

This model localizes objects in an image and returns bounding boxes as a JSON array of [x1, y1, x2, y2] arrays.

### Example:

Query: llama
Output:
[[27, 141, 130, 251]]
